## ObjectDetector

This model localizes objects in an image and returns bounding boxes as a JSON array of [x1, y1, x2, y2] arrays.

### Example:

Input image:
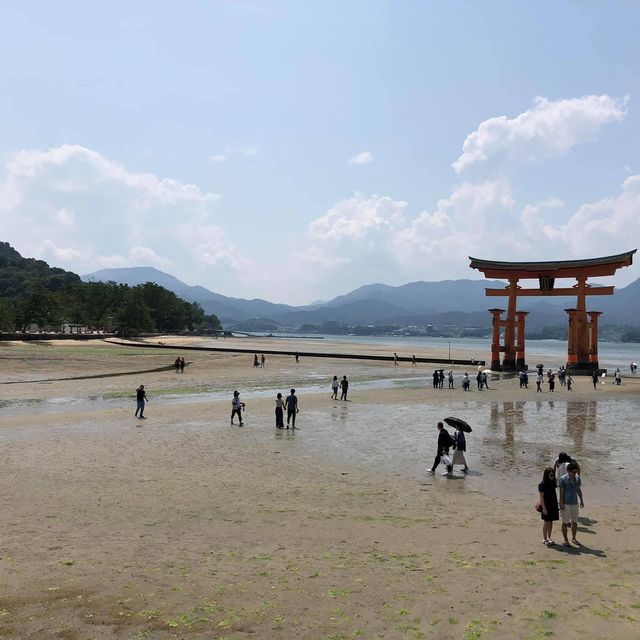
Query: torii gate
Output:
[[469, 250, 636, 372]]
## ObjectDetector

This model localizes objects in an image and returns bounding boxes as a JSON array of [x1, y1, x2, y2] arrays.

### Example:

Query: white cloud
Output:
[[348, 151, 374, 165], [453, 94, 628, 172], [128, 246, 172, 268], [308, 193, 407, 244], [540, 174, 640, 258], [209, 154, 227, 163], [56, 207, 75, 227], [0, 144, 230, 278]]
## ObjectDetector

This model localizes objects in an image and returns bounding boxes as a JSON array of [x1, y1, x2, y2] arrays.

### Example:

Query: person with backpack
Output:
[[428, 421, 454, 475]]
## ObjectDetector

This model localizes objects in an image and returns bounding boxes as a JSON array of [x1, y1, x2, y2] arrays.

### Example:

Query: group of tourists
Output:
[[253, 354, 266, 368], [173, 356, 186, 373], [522, 365, 574, 392], [431, 369, 455, 389], [537, 452, 584, 547], [231, 388, 300, 429]]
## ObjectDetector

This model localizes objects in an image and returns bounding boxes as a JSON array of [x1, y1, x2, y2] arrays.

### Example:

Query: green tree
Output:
[[116, 289, 155, 336]]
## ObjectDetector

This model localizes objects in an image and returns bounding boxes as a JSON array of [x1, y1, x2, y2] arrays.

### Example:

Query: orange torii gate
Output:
[[469, 251, 636, 372]]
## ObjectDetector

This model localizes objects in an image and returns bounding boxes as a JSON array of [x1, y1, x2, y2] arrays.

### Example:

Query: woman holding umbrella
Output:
[[445, 417, 471, 473]]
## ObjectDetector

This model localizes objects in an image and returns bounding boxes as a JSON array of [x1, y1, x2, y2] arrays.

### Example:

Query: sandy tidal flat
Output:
[[1, 337, 640, 639]]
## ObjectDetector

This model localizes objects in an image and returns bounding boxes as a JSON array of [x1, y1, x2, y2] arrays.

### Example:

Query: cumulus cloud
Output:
[[348, 151, 374, 165], [308, 194, 407, 244], [453, 94, 628, 172], [540, 174, 640, 258], [298, 175, 640, 289], [0, 144, 231, 279]]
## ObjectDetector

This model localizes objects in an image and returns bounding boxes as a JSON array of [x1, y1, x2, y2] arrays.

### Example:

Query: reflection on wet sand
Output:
[[488, 399, 599, 461]]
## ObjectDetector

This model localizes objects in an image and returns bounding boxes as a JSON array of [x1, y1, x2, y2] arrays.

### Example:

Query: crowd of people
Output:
[[136, 352, 624, 550]]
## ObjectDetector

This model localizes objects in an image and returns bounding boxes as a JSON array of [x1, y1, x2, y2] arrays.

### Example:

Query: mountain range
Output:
[[82, 267, 640, 330]]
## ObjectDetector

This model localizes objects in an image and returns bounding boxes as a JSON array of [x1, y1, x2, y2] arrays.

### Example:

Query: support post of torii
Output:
[[469, 251, 636, 374]]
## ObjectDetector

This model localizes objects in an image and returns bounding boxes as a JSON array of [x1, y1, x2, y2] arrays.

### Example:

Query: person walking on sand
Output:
[[462, 372, 470, 391], [536, 372, 543, 392], [231, 390, 245, 426], [285, 388, 299, 429], [448, 371, 454, 389], [566, 374, 573, 391], [559, 463, 584, 546], [394, 352, 399, 366], [412, 354, 416, 366], [253, 354, 259, 367], [538, 467, 559, 546], [135, 384, 148, 419], [331, 375, 339, 400], [180, 357, 185, 373], [340, 375, 349, 401], [452, 427, 469, 473], [295, 352, 300, 363], [174, 357, 181, 373], [592, 370, 599, 390], [261, 354, 265, 368], [428, 422, 454, 475], [275, 392, 285, 429]]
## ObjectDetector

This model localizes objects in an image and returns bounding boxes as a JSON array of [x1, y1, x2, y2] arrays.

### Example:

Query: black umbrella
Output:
[[444, 416, 472, 433]]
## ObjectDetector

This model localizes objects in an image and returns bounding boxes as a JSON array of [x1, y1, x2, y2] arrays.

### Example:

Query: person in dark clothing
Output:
[[340, 375, 349, 401], [592, 370, 599, 389], [174, 357, 181, 373], [438, 370, 445, 389], [253, 354, 259, 367], [285, 388, 298, 428], [428, 422, 453, 475], [180, 357, 185, 373], [275, 392, 285, 429], [231, 390, 245, 426], [135, 384, 148, 419], [476, 371, 483, 390], [432, 370, 439, 389], [538, 467, 559, 546]]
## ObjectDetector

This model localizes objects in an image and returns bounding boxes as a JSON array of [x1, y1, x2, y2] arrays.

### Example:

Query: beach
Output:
[[1, 336, 640, 639]]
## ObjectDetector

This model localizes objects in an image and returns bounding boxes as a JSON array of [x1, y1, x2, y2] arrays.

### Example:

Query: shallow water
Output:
[[4, 390, 637, 505], [263, 396, 640, 505]]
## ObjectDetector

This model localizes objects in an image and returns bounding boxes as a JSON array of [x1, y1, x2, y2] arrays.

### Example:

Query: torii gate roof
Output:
[[469, 250, 636, 279]]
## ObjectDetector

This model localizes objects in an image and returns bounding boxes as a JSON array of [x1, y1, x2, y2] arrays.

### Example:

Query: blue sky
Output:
[[1, 1, 639, 303]]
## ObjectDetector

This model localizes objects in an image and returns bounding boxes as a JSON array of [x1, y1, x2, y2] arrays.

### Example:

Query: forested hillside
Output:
[[0, 242, 221, 335]]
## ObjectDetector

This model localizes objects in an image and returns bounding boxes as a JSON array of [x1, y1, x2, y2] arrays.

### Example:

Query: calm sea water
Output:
[[265, 334, 640, 372]]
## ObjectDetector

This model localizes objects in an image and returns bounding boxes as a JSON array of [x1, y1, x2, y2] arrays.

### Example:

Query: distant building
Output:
[[61, 322, 87, 334]]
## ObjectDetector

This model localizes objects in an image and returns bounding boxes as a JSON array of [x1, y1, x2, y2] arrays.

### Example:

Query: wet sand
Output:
[[1, 337, 640, 639]]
